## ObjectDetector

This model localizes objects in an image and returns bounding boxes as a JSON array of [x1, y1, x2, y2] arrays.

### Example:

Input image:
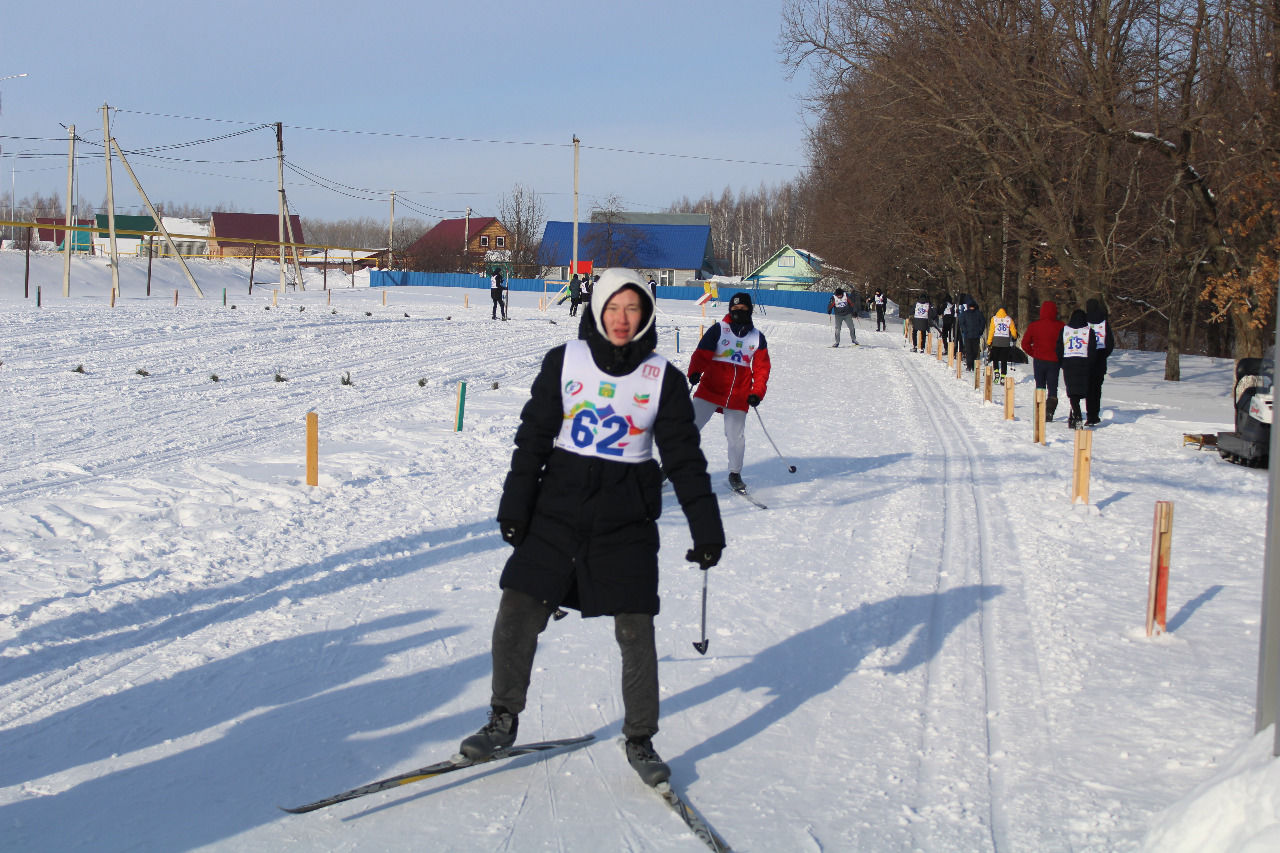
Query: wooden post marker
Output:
[[935, 335, 943, 361], [173, 289, 179, 307], [1034, 389, 1047, 444], [328, 290, 332, 306], [955, 345, 963, 379], [1071, 430, 1093, 504], [454, 381, 467, 431], [382, 290, 387, 306], [925, 331, 932, 355], [272, 289, 278, 307], [984, 364, 993, 401], [973, 360, 980, 389], [1004, 374, 1015, 420], [949, 340, 956, 369], [110, 288, 116, 308], [676, 329, 681, 353], [305, 411, 319, 487], [701, 304, 706, 318], [1146, 501, 1174, 636], [464, 293, 469, 308]]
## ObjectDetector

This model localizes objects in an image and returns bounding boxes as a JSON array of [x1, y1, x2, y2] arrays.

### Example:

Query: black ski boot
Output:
[[727, 472, 746, 493], [625, 737, 671, 786], [459, 706, 518, 759], [1045, 396, 1058, 422]]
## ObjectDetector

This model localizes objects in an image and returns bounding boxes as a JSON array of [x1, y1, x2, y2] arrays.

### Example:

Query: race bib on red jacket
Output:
[[555, 340, 666, 462], [711, 321, 762, 367]]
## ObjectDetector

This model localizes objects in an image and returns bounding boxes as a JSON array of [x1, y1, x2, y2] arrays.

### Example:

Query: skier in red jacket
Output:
[[687, 292, 771, 492], [1019, 300, 1065, 422]]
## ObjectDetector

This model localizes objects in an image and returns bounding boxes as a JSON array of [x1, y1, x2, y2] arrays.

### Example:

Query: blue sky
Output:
[[0, 1, 812, 229]]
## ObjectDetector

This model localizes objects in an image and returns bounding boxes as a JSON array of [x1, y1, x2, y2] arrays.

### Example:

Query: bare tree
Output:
[[497, 182, 546, 277]]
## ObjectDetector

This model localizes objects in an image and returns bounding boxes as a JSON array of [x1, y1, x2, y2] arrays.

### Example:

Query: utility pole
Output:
[[62, 124, 74, 296], [102, 104, 120, 296], [572, 135, 579, 279], [111, 139, 202, 297], [464, 206, 471, 272], [276, 122, 286, 292], [387, 190, 396, 269]]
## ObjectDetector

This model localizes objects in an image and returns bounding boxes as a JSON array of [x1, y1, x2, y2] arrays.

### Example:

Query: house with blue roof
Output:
[[539, 213, 716, 285]]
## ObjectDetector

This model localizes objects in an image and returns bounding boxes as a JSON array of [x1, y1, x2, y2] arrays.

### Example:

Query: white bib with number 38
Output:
[[555, 340, 667, 462]]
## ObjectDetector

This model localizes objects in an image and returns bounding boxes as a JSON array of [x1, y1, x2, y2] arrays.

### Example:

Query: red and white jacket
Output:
[[687, 315, 771, 412]]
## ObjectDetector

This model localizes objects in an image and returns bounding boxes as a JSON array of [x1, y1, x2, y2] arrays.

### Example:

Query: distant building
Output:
[[539, 213, 716, 284], [91, 214, 155, 256], [36, 218, 94, 252], [207, 212, 305, 259], [404, 216, 512, 272], [744, 245, 824, 290]]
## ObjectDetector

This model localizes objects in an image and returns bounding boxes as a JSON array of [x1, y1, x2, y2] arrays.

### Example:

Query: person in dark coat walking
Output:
[[1056, 308, 1097, 429], [460, 268, 725, 787], [1020, 300, 1065, 421], [957, 296, 986, 371], [568, 273, 582, 316], [1084, 298, 1114, 425], [873, 288, 887, 331], [490, 270, 507, 320]]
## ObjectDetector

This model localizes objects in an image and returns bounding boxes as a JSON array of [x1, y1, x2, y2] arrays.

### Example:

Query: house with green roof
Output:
[[92, 214, 156, 257], [744, 245, 824, 290]]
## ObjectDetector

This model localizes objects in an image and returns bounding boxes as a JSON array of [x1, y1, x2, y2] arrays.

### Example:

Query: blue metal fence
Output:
[[370, 271, 834, 314]]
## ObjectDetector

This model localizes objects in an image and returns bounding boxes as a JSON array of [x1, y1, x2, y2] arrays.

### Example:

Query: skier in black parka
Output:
[[460, 267, 725, 787]]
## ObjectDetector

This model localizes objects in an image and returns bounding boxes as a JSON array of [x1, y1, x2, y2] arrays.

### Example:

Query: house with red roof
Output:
[[404, 216, 512, 272], [207, 212, 305, 259]]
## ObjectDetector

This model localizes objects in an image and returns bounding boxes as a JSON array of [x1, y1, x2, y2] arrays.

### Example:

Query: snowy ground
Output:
[[1, 250, 1277, 851]]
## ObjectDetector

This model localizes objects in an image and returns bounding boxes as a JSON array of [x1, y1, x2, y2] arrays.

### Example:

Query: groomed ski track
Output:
[[0, 267, 1161, 850]]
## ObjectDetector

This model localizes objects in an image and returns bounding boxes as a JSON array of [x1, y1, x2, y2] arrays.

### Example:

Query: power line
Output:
[[110, 106, 801, 168]]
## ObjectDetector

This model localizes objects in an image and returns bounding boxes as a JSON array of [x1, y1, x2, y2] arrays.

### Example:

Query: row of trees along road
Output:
[[782, 0, 1279, 375]]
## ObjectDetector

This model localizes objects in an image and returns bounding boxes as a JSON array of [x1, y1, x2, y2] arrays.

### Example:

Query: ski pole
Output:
[[754, 408, 797, 473], [693, 568, 710, 655]]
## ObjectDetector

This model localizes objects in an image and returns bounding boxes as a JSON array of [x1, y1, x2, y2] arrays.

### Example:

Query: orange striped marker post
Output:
[[305, 412, 319, 487], [1071, 431, 1093, 504], [1146, 502, 1174, 636]]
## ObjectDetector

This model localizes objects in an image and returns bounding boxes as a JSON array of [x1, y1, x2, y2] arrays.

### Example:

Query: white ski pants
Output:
[[692, 396, 747, 475]]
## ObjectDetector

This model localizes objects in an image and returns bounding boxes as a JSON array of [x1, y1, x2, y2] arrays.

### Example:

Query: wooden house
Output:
[[404, 216, 512, 272], [207, 212, 305, 259]]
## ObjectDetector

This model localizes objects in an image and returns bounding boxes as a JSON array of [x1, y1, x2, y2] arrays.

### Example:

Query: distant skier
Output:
[[491, 270, 507, 320], [986, 306, 1018, 383], [827, 287, 859, 347], [911, 293, 934, 353], [568, 273, 582, 317], [1020, 300, 1065, 422], [460, 267, 724, 788], [1084, 298, 1114, 426], [687, 292, 771, 492], [939, 294, 956, 351], [957, 296, 985, 372], [1056, 308, 1097, 429], [873, 288, 887, 331]]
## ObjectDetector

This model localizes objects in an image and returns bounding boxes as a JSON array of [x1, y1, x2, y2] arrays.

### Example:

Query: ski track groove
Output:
[[899, 346, 1060, 852]]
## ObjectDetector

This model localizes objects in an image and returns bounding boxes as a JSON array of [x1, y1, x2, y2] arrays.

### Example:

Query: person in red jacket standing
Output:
[[687, 292, 772, 492], [1019, 300, 1066, 422]]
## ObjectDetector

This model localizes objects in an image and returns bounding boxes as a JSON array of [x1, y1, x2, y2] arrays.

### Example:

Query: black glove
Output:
[[498, 518, 527, 547], [688, 372, 702, 386], [747, 394, 761, 407], [685, 544, 723, 570]]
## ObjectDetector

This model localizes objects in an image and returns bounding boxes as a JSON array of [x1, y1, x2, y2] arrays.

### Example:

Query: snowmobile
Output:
[[1215, 352, 1273, 467]]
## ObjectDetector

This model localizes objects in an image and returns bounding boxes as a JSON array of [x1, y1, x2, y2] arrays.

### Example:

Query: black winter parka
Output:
[[496, 310, 724, 617]]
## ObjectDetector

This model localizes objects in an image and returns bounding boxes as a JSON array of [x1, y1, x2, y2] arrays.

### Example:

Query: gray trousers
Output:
[[832, 314, 857, 345], [490, 587, 659, 739]]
